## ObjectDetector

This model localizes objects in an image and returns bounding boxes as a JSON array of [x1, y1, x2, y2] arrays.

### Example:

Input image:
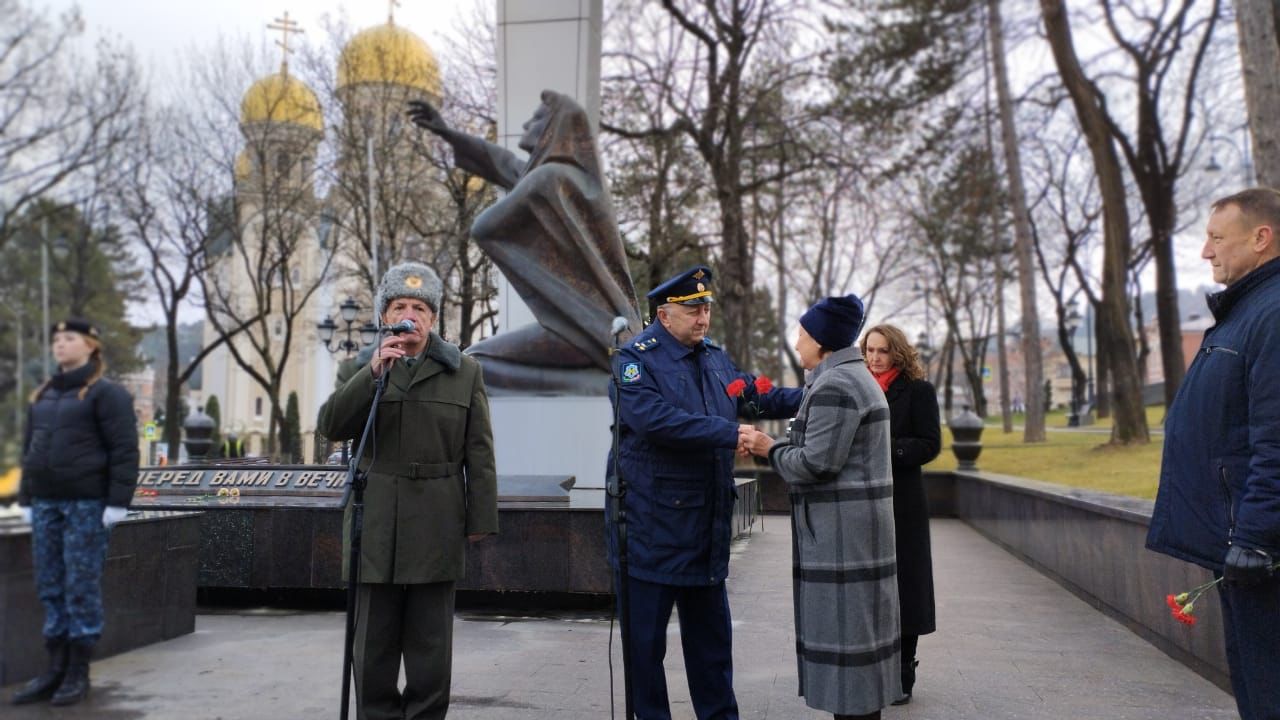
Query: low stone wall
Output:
[[1, 511, 200, 685], [717, 466, 1229, 690], [926, 470, 1230, 692]]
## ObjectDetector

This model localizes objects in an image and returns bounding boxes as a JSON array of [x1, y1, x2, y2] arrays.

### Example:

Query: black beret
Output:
[[52, 317, 101, 339]]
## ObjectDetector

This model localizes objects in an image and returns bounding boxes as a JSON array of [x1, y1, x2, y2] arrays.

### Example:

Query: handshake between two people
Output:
[[737, 424, 775, 459]]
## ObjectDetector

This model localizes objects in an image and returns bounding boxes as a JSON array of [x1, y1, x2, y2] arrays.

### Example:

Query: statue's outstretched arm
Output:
[[408, 100, 523, 190]]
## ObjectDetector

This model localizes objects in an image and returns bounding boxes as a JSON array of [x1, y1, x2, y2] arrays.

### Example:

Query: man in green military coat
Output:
[[318, 261, 498, 720]]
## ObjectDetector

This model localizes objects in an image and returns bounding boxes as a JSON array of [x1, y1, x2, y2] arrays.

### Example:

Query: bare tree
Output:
[[986, 0, 1047, 441], [908, 143, 1004, 417], [0, 0, 141, 244], [601, 2, 714, 294], [169, 37, 337, 459], [602, 0, 823, 364], [1041, 0, 1150, 444], [1234, 0, 1280, 185], [1027, 132, 1099, 418], [114, 106, 266, 458], [1087, 0, 1225, 407]]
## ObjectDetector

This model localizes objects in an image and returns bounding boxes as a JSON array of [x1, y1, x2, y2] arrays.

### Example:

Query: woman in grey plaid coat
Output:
[[745, 295, 900, 720]]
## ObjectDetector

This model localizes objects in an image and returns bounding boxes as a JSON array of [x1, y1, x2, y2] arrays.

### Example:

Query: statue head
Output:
[[519, 90, 600, 180], [518, 102, 551, 153]]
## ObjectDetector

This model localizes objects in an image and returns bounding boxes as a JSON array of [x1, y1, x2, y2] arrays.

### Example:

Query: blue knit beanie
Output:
[[799, 294, 865, 351]]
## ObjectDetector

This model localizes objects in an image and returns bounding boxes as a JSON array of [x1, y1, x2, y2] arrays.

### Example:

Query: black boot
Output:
[[11, 637, 68, 705], [49, 640, 92, 706], [892, 658, 918, 705]]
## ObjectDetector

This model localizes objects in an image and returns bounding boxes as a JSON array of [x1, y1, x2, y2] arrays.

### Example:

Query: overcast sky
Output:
[[45, 0, 475, 73]]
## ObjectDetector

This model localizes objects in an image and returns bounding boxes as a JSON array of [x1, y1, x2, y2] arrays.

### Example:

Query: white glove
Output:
[[20, 506, 32, 525], [102, 506, 128, 529]]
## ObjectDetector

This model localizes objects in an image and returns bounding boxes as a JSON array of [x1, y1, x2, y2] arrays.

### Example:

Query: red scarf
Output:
[[872, 367, 901, 393]]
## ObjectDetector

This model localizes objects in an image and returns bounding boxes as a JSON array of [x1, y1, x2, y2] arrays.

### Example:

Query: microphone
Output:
[[610, 316, 629, 339], [382, 320, 417, 335]]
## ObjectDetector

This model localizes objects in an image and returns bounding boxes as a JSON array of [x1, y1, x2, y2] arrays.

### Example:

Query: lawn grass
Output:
[[927, 406, 1167, 499]]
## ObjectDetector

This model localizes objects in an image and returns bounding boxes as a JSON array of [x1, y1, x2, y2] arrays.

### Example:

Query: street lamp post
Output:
[[1065, 303, 1082, 427], [917, 332, 935, 379], [1085, 301, 1095, 406], [317, 297, 377, 465], [913, 280, 933, 382], [41, 218, 49, 380], [317, 296, 377, 357], [913, 279, 932, 331], [1205, 123, 1255, 187]]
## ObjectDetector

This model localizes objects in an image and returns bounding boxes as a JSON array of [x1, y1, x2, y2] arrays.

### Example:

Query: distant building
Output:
[[118, 366, 156, 426]]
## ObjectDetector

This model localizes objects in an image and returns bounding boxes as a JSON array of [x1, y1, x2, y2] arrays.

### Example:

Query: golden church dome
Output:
[[240, 71, 323, 131], [337, 23, 441, 96]]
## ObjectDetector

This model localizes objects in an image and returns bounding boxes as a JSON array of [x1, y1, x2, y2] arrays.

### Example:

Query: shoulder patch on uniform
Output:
[[621, 361, 643, 384], [633, 337, 659, 352]]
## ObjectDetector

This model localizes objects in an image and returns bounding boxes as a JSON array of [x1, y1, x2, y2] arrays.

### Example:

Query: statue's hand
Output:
[[407, 100, 449, 135]]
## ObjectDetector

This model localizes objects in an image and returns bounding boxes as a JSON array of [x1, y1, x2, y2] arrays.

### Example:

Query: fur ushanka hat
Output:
[[375, 262, 443, 316]]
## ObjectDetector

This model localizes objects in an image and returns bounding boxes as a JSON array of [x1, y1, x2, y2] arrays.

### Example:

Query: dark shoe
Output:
[[50, 641, 92, 706], [11, 637, 68, 705], [899, 657, 919, 699]]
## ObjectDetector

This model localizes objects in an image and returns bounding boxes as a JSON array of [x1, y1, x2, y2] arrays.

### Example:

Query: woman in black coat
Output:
[[12, 318, 138, 707], [860, 324, 941, 706]]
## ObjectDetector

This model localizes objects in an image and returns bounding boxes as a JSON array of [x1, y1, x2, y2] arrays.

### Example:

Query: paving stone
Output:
[[0, 520, 1238, 719]]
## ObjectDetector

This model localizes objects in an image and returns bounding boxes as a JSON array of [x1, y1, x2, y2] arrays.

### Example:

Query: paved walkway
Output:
[[4, 519, 1236, 719]]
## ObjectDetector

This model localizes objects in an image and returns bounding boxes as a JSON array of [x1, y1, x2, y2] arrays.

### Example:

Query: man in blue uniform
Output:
[[608, 266, 801, 720]]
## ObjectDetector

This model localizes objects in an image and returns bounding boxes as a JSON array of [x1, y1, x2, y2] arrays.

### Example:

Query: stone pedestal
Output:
[[0, 511, 200, 686], [489, 395, 613, 491]]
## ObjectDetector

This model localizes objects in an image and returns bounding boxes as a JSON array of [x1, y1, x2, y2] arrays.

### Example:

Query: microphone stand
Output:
[[606, 326, 635, 720], [339, 361, 390, 720]]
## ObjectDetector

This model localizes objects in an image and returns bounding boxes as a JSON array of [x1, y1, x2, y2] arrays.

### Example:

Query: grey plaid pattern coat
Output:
[[768, 345, 902, 715]]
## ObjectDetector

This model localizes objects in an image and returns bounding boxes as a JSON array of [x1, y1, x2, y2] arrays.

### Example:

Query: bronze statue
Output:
[[408, 91, 640, 394]]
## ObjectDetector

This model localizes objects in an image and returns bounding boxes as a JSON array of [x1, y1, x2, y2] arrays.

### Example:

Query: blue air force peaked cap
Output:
[[646, 265, 715, 307]]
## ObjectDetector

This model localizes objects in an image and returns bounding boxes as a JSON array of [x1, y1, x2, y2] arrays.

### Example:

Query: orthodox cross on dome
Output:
[[388, 0, 401, 25], [267, 11, 304, 73]]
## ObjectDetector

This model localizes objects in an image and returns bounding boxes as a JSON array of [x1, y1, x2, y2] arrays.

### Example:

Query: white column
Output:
[[493, 0, 602, 333]]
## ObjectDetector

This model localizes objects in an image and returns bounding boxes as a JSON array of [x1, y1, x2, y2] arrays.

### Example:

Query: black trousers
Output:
[[1218, 576, 1280, 720], [354, 581, 456, 720]]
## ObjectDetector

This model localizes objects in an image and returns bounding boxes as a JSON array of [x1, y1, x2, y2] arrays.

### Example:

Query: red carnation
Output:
[[754, 376, 774, 394], [726, 378, 747, 398], [1172, 608, 1197, 626]]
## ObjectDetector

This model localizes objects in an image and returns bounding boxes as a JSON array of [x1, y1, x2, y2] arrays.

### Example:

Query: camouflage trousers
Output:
[[30, 498, 110, 643]]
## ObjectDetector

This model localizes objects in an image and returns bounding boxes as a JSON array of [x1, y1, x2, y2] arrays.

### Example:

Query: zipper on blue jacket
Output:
[[1205, 346, 1241, 356], [1220, 465, 1236, 541]]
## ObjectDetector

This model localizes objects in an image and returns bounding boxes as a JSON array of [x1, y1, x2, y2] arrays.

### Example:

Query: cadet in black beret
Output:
[[15, 317, 138, 707]]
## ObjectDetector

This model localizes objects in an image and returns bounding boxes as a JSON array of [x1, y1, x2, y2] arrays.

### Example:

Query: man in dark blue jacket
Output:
[[608, 266, 801, 720], [1147, 188, 1280, 720]]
